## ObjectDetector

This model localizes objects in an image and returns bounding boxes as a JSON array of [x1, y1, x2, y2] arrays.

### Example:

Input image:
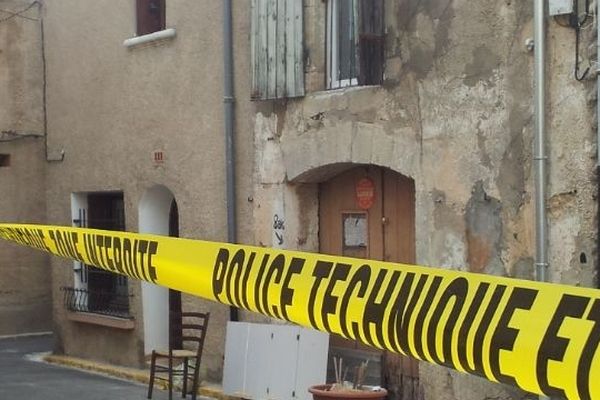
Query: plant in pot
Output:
[[308, 357, 387, 400]]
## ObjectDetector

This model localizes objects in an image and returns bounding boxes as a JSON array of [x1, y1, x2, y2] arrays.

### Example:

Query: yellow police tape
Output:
[[0, 223, 599, 399]]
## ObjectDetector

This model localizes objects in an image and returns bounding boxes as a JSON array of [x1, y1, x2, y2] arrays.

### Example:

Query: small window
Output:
[[136, 0, 165, 36], [0, 154, 10, 167], [327, 0, 384, 89], [69, 192, 131, 318]]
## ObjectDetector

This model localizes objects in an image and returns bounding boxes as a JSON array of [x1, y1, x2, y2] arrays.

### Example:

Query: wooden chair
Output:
[[147, 312, 210, 400]]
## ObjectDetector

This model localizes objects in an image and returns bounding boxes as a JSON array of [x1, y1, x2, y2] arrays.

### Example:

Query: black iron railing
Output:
[[61, 287, 133, 319]]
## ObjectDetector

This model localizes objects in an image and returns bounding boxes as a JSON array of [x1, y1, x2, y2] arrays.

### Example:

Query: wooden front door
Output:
[[319, 165, 419, 400]]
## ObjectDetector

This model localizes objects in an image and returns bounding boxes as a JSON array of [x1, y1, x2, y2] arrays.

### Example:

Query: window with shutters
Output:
[[136, 0, 165, 36], [327, 0, 384, 89], [251, 0, 304, 100]]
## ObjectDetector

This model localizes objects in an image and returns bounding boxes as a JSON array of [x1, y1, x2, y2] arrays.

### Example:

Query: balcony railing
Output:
[[61, 287, 133, 319]]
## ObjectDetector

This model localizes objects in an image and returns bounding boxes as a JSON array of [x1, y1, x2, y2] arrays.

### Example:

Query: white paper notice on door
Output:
[[343, 213, 367, 247]]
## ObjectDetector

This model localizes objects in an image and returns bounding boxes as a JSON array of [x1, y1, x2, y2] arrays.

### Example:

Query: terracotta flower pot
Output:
[[308, 384, 387, 400]]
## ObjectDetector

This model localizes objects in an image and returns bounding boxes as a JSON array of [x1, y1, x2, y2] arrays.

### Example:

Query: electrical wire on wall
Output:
[[37, 1, 64, 162], [0, 1, 39, 24], [573, 0, 591, 81], [0, 1, 64, 161], [0, 1, 41, 141], [554, 0, 594, 81]]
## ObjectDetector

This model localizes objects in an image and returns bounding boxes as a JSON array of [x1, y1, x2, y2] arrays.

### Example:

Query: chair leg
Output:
[[191, 358, 200, 400], [182, 358, 188, 398], [147, 352, 156, 399], [168, 355, 173, 400]]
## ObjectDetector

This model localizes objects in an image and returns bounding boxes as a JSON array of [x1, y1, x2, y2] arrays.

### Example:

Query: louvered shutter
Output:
[[251, 0, 305, 100]]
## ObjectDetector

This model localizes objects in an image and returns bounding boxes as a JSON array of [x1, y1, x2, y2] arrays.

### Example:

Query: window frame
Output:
[[326, 0, 385, 90], [327, 0, 359, 89], [70, 191, 131, 319], [136, 0, 166, 37]]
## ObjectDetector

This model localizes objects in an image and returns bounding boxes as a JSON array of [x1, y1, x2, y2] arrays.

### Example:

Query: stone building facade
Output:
[[40, 0, 256, 381], [1, 0, 598, 399], [250, 0, 597, 399]]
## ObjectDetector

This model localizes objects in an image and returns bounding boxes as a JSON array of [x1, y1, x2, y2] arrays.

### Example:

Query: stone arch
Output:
[[281, 127, 418, 183]]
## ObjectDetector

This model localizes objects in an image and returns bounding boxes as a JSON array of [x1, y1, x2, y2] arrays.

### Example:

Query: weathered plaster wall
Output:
[[0, 140, 50, 336], [253, 0, 597, 399], [0, 0, 50, 335], [43, 0, 255, 379], [546, 17, 597, 287], [0, 0, 44, 133]]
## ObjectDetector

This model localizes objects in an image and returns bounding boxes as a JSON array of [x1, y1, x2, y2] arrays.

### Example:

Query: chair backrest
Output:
[[169, 311, 210, 359]]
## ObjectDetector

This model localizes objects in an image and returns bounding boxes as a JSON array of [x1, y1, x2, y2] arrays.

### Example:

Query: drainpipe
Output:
[[533, 0, 549, 397], [533, 0, 548, 285], [223, 0, 239, 322]]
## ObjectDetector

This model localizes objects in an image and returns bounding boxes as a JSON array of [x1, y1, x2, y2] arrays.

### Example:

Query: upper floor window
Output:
[[136, 0, 165, 36], [327, 0, 384, 89]]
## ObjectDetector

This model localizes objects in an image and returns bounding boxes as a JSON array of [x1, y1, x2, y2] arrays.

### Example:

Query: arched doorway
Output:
[[319, 165, 418, 399], [138, 185, 181, 354]]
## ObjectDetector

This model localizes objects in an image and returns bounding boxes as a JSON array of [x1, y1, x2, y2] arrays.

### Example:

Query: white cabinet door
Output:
[[223, 322, 329, 400]]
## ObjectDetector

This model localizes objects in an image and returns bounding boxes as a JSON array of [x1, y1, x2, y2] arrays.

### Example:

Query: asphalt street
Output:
[[0, 334, 174, 400]]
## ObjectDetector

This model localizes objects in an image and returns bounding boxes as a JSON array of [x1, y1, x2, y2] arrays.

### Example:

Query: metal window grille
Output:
[[62, 287, 133, 319], [72, 192, 129, 314], [73, 208, 89, 283]]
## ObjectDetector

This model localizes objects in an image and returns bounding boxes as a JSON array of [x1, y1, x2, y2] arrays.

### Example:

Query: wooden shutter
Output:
[[136, 0, 165, 36], [358, 0, 384, 85], [251, 0, 304, 100]]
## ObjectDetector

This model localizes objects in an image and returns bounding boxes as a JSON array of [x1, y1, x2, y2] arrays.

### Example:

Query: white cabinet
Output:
[[223, 322, 329, 400]]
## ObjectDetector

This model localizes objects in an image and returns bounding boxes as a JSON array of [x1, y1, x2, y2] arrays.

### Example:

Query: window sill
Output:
[[311, 84, 382, 98], [66, 311, 135, 330], [123, 28, 176, 48]]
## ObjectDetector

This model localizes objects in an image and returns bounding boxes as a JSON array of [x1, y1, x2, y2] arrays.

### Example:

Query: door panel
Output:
[[319, 166, 418, 398], [319, 166, 383, 260], [381, 171, 420, 393], [320, 166, 383, 355], [382, 170, 415, 264]]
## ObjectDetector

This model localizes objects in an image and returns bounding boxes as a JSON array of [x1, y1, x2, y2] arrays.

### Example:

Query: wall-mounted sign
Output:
[[355, 178, 375, 210], [273, 214, 285, 247], [272, 191, 285, 248], [152, 150, 165, 164]]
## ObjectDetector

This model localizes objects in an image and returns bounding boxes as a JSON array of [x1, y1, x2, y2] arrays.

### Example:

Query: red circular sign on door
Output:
[[355, 178, 375, 210]]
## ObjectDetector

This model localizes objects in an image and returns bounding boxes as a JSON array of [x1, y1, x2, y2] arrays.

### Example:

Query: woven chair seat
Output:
[[154, 349, 197, 358]]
